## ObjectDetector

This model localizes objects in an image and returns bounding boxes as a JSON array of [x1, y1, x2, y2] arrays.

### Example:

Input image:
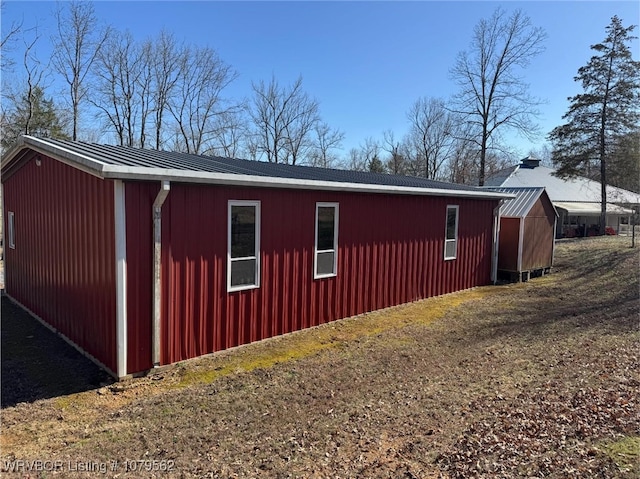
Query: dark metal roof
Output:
[[2, 136, 514, 199], [34, 138, 487, 191]]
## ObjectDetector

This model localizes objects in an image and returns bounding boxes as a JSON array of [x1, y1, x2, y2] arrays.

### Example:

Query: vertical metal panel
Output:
[[498, 194, 556, 274], [134, 185, 498, 368], [2, 153, 117, 373], [498, 218, 521, 272], [123, 181, 156, 373], [522, 195, 556, 270]]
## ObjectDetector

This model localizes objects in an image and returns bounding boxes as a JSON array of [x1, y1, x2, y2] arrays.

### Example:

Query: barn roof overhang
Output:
[[554, 201, 634, 216], [2, 136, 515, 200]]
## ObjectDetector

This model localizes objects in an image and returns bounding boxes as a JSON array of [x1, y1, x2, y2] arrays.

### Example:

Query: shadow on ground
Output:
[[1, 296, 114, 408], [459, 238, 639, 345]]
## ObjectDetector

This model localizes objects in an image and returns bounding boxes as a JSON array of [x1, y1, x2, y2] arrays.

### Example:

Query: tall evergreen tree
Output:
[[549, 16, 640, 233], [1, 85, 70, 152], [608, 129, 640, 193]]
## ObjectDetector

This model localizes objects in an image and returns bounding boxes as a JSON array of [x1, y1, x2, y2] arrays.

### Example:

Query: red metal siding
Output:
[[124, 183, 497, 369], [124, 181, 159, 373], [2, 153, 117, 372]]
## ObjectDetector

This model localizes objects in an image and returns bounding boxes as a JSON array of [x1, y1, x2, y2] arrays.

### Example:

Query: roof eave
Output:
[[101, 165, 514, 199], [4, 136, 513, 200], [2, 135, 108, 180], [0, 136, 28, 170]]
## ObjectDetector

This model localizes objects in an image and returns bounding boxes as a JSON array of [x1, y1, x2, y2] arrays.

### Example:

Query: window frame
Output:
[[227, 200, 261, 292], [444, 205, 459, 261], [314, 202, 339, 279], [7, 211, 15, 249]]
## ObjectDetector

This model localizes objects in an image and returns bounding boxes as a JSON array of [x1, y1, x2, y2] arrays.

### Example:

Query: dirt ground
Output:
[[1, 298, 113, 408], [1, 236, 638, 478]]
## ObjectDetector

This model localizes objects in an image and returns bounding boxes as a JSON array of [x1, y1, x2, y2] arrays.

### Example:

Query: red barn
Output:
[[2, 136, 510, 378]]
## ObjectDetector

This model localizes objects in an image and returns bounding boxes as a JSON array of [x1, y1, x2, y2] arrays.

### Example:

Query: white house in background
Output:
[[486, 157, 640, 238]]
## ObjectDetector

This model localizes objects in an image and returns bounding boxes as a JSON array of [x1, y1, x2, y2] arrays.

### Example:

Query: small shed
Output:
[[2, 136, 512, 378], [490, 187, 558, 282]]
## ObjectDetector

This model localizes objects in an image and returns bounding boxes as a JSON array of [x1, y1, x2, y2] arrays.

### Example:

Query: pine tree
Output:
[[1, 85, 70, 152], [608, 130, 640, 193], [549, 16, 640, 233]]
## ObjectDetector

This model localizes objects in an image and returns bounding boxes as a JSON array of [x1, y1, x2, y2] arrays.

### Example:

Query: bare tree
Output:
[[149, 30, 182, 150], [205, 105, 251, 158], [136, 39, 154, 148], [357, 137, 385, 172], [309, 122, 344, 168], [446, 134, 512, 185], [92, 31, 143, 146], [527, 143, 553, 167], [382, 130, 406, 175], [451, 8, 546, 185], [346, 147, 366, 171], [51, 0, 110, 140], [249, 76, 320, 164], [19, 31, 45, 137], [447, 137, 479, 185], [209, 108, 247, 158], [1, 1, 22, 70], [2, 30, 69, 151], [406, 97, 458, 180], [168, 45, 238, 154]]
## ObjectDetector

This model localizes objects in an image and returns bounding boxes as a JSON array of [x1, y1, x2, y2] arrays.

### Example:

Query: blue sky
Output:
[[2, 1, 639, 159]]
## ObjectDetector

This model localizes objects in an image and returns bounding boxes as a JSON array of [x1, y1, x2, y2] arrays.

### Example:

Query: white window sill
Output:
[[228, 283, 260, 293], [314, 273, 337, 280]]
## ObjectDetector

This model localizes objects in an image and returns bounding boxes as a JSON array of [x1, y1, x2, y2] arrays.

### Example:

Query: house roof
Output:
[[487, 187, 558, 218], [553, 201, 634, 215], [485, 159, 640, 205], [1, 136, 512, 200]]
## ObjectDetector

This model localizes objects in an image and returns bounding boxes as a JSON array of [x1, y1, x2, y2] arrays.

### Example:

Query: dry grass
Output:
[[1, 236, 638, 478]]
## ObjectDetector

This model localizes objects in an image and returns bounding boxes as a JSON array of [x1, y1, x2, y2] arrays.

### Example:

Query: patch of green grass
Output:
[[174, 287, 497, 388], [175, 339, 333, 387], [54, 395, 75, 410], [598, 436, 640, 474]]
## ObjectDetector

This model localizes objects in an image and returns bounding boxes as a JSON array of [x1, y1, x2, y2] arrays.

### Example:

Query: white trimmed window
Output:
[[444, 205, 458, 260], [228, 201, 260, 291], [7, 211, 15, 249], [314, 203, 339, 278]]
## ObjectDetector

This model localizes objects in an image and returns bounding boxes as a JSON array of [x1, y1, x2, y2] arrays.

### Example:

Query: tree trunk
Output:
[[600, 148, 607, 236], [599, 93, 608, 236], [479, 133, 487, 186]]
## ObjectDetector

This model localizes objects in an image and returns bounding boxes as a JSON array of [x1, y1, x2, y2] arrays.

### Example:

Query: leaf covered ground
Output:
[[1, 236, 639, 478]]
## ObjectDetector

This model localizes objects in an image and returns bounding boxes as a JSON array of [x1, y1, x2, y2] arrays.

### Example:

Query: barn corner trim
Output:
[[114, 180, 128, 378]]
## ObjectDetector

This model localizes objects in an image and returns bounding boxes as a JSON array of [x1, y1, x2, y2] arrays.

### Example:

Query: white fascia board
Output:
[[2, 136, 108, 179], [4, 136, 515, 200], [102, 165, 515, 200]]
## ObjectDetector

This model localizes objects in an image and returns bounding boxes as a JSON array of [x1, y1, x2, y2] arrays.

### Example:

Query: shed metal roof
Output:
[[1, 136, 513, 200], [487, 187, 558, 218]]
